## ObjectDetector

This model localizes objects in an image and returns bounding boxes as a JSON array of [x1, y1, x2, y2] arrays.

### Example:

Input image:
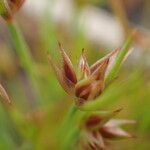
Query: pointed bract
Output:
[[101, 119, 135, 139], [104, 49, 120, 78], [90, 49, 118, 74], [84, 109, 121, 130], [58, 43, 77, 84], [91, 58, 109, 81], [78, 49, 90, 80], [100, 126, 132, 139], [81, 131, 106, 150], [48, 54, 75, 95], [0, 83, 11, 104], [90, 48, 133, 80], [106, 119, 136, 127]]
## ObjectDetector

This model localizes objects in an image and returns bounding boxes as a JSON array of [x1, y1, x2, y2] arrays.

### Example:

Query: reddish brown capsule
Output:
[[48, 43, 131, 106], [0, 0, 25, 21]]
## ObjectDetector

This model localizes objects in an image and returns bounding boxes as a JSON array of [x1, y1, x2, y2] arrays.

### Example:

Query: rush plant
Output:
[[0, 1, 137, 149], [48, 32, 135, 150]]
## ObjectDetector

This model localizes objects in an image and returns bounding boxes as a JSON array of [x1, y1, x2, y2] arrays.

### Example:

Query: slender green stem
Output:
[[105, 32, 135, 84], [59, 127, 79, 150], [59, 104, 78, 139], [59, 106, 85, 150], [7, 20, 42, 106], [0, 104, 23, 148], [7, 21, 35, 80]]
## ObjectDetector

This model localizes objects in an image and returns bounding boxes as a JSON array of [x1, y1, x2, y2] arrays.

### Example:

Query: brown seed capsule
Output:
[[48, 43, 132, 106], [0, 0, 25, 21], [80, 110, 135, 150]]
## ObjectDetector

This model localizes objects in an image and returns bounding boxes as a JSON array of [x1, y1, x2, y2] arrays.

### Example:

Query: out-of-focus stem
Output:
[[59, 105, 85, 150], [5, 109, 23, 147], [0, 102, 24, 148], [7, 21, 35, 80], [59, 104, 78, 138], [7, 20, 41, 106], [58, 104, 78, 150], [59, 127, 79, 150]]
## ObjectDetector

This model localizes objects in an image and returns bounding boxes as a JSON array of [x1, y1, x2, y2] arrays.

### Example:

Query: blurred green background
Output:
[[0, 0, 150, 149]]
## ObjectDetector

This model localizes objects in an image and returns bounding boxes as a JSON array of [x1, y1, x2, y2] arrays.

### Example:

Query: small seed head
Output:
[[0, 0, 25, 21]]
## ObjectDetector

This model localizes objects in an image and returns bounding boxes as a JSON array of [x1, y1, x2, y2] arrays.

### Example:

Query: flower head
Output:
[[0, 0, 25, 21], [80, 110, 135, 150], [48, 43, 130, 106]]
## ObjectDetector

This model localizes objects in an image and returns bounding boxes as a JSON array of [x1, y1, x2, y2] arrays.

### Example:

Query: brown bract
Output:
[[48, 43, 130, 106], [80, 110, 135, 150], [0, 83, 11, 104], [1, 0, 25, 21]]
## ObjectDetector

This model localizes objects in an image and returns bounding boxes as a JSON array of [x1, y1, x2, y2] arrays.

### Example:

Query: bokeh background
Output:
[[0, 0, 150, 149]]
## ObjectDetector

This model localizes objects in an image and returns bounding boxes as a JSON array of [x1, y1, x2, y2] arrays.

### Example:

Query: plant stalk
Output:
[[7, 20, 41, 106]]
